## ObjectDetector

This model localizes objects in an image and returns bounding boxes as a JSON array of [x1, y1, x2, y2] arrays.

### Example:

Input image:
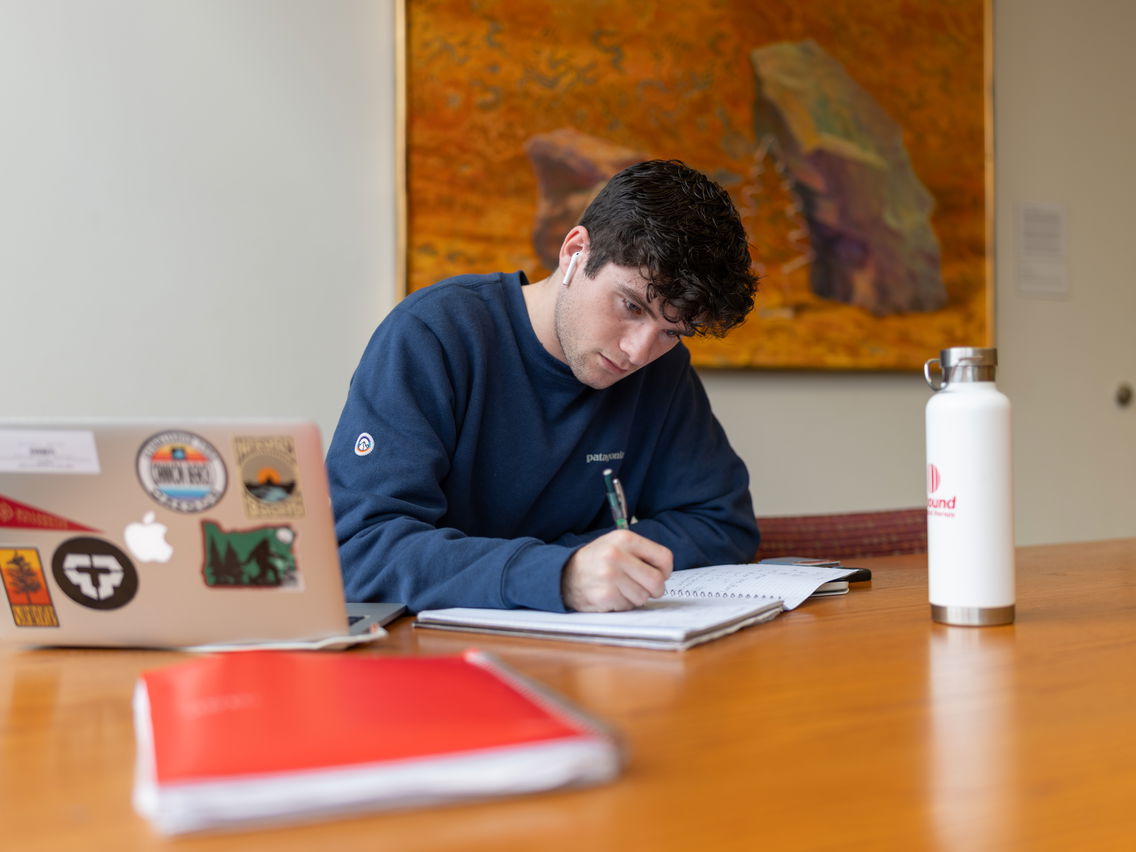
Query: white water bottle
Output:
[[924, 347, 1015, 626]]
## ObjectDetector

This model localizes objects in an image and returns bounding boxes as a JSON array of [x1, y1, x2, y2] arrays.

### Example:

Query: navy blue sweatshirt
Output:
[[327, 272, 759, 612]]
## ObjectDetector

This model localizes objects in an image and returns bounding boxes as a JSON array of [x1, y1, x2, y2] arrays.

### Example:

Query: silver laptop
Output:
[[0, 420, 404, 648]]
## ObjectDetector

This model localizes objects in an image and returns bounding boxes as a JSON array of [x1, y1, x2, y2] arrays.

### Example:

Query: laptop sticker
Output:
[[136, 431, 227, 513], [124, 512, 174, 564], [51, 537, 139, 610], [1, 548, 61, 627], [0, 494, 99, 532], [234, 436, 305, 519], [0, 429, 100, 474], [201, 521, 301, 589]]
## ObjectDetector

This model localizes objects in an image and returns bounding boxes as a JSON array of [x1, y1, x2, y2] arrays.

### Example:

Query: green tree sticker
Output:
[[201, 522, 299, 588]]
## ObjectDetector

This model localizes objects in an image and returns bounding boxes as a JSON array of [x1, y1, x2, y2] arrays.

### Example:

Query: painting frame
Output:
[[397, 0, 993, 371]]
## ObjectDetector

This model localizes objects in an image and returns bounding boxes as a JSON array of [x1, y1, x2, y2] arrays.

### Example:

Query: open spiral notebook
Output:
[[415, 561, 862, 651]]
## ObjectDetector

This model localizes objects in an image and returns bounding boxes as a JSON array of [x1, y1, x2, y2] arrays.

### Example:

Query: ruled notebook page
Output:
[[663, 563, 856, 610]]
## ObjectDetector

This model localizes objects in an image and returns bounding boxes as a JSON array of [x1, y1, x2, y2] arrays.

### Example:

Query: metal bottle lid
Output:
[[924, 346, 997, 390]]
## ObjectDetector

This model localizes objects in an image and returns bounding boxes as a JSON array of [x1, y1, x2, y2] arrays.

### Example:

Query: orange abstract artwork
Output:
[[402, 0, 989, 370]]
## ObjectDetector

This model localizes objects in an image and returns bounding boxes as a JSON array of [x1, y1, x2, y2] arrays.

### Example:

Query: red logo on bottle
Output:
[[927, 464, 956, 514]]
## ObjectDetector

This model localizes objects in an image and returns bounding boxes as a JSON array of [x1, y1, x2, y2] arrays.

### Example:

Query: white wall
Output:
[[3, 0, 1132, 546], [0, 0, 397, 443], [992, 0, 1136, 544]]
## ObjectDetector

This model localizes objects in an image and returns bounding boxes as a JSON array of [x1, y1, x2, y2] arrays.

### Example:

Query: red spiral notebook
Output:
[[132, 650, 623, 835]]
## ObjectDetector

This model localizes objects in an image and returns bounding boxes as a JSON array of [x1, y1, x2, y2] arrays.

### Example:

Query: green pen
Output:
[[602, 468, 629, 529]]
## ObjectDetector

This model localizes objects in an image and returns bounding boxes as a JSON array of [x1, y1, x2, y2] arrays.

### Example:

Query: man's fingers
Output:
[[561, 530, 674, 612], [610, 530, 674, 577], [613, 571, 655, 608], [618, 556, 668, 599]]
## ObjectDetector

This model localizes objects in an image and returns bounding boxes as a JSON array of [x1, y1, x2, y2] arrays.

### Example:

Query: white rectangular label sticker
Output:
[[0, 430, 101, 474]]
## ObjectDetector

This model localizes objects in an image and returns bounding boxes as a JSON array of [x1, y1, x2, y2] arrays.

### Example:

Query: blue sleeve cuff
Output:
[[500, 543, 576, 612]]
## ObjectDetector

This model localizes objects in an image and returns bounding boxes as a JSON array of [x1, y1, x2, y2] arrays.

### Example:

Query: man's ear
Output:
[[557, 225, 590, 283]]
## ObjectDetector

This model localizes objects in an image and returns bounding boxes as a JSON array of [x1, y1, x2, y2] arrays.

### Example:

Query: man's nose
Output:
[[621, 324, 661, 368]]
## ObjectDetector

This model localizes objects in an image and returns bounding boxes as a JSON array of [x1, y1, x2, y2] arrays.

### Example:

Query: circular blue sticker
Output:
[[137, 431, 227, 513]]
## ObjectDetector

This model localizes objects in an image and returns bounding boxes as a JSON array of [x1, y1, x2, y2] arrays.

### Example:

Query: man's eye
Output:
[[624, 299, 642, 315]]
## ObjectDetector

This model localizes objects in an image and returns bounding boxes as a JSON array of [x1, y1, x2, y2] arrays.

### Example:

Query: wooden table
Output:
[[3, 539, 1136, 851]]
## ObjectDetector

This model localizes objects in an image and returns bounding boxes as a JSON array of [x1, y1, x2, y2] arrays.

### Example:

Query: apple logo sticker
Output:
[[124, 512, 174, 564]]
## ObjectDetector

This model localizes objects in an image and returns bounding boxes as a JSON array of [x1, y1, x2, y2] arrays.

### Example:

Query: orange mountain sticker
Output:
[[1, 548, 60, 627], [0, 494, 98, 531]]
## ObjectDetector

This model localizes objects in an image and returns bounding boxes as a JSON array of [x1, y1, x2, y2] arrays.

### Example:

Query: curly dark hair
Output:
[[578, 159, 758, 337]]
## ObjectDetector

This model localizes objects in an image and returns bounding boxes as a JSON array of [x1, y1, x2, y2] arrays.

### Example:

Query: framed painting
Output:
[[398, 0, 991, 370]]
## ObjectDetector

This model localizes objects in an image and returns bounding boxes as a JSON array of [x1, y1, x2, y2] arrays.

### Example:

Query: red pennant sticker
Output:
[[0, 495, 99, 532]]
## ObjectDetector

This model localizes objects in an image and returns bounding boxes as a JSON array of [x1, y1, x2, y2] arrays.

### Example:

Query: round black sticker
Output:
[[51, 537, 139, 610]]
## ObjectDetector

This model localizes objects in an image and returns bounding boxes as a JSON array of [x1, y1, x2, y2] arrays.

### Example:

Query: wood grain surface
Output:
[[3, 539, 1134, 851]]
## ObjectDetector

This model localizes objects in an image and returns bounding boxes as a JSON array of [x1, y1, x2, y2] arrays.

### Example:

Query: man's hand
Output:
[[561, 530, 673, 612]]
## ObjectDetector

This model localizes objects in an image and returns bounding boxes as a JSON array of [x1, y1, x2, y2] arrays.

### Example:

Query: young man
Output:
[[328, 160, 759, 613]]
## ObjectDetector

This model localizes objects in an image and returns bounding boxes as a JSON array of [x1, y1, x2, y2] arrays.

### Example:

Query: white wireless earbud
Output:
[[563, 251, 582, 285]]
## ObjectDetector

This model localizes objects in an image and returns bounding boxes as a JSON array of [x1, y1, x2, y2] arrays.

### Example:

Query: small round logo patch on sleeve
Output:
[[354, 433, 374, 457]]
